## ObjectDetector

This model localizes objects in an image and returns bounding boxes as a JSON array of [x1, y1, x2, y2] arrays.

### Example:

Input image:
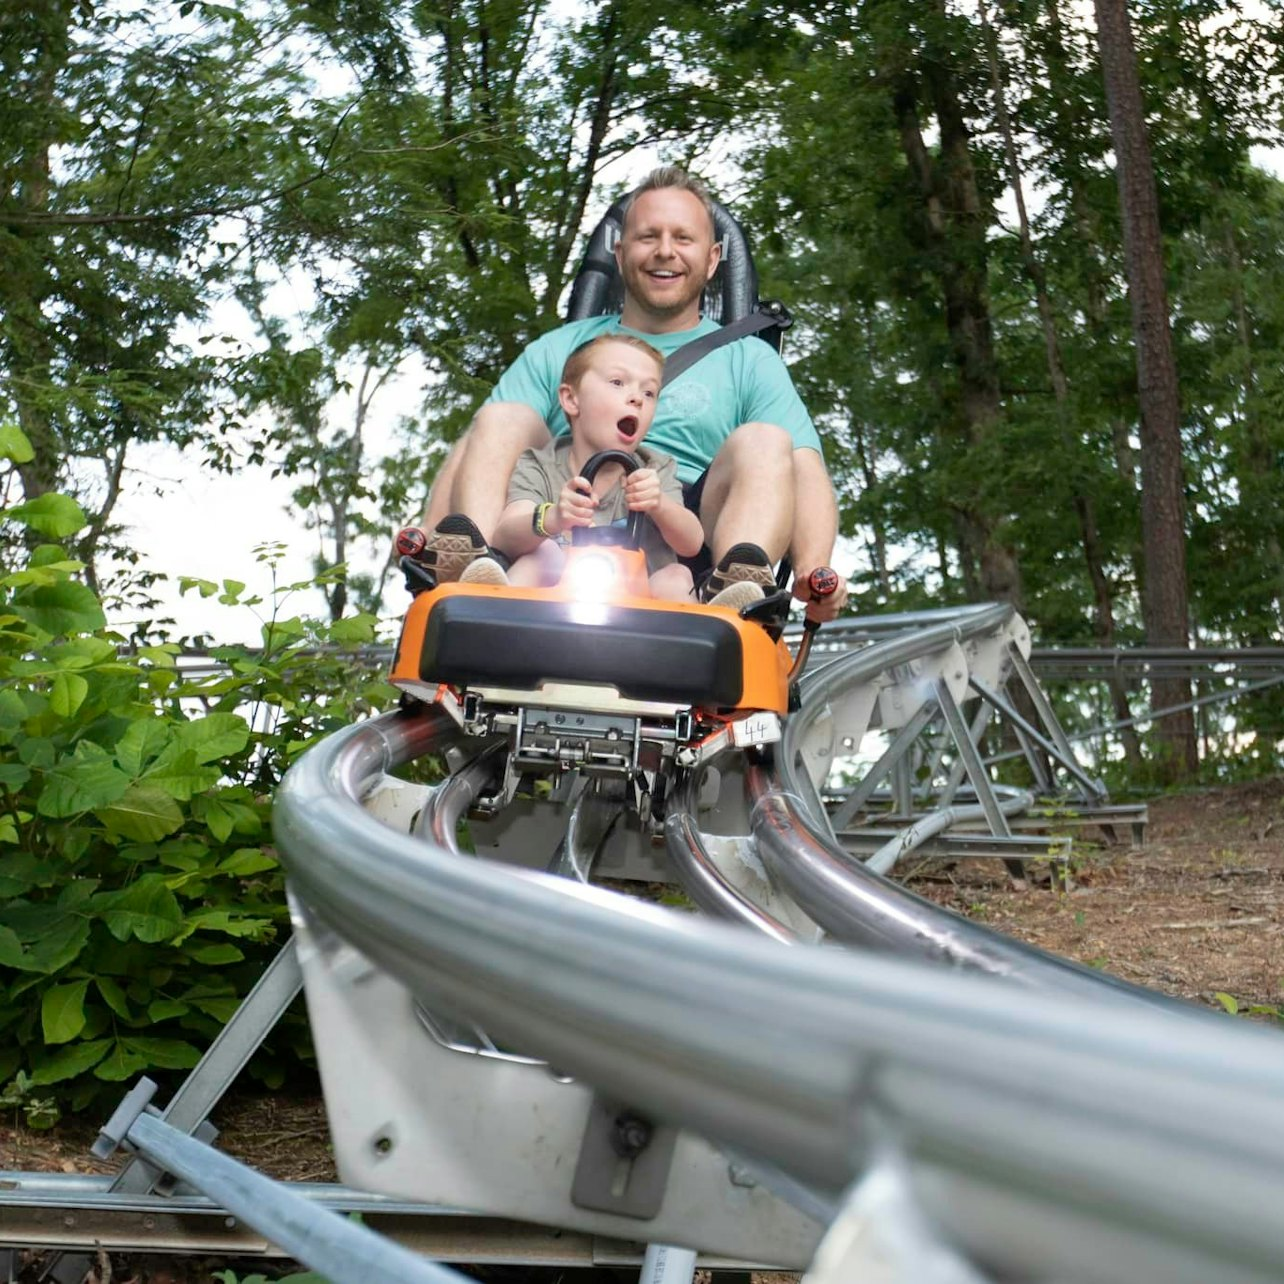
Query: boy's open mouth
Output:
[[617, 415, 639, 441]]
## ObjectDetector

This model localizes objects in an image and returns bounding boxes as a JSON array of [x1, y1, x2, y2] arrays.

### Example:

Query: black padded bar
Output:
[[420, 596, 744, 706]]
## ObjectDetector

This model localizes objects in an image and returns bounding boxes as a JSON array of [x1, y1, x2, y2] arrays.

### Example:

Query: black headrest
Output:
[[566, 194, 760, 327]]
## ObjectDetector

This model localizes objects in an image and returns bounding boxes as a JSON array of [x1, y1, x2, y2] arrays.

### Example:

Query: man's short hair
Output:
[[619, 166, 717, 239], [561, 334, 664, 389]]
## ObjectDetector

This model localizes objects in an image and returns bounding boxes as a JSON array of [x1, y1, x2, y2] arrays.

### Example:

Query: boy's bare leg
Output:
[[697, 422, 794, 563], [420, 403, 552, 541], [509, 540, 564, 587], [648, 564, 695, 601]]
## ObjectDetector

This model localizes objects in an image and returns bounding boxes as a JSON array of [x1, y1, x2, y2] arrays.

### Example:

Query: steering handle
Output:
[[571, 450, 644, 549]]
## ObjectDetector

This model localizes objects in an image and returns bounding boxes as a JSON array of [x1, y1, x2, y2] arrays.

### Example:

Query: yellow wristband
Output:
[[533, 502, 555, 539]]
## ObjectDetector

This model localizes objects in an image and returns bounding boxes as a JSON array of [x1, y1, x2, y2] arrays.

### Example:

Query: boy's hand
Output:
[[555, 477, 597, 533], [624, 468, 661, 513]]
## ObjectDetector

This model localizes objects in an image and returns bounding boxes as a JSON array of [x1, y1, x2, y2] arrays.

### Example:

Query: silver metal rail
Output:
[[780, 601, 1015, 831], [90, 1080, 458, 1284], [273, 702, 1284, 1282], [766, 614, 1185, 1008], [746, 766, 1181, 1009], [0, 1171, 778, 1269], [663, 802, 797, 942], [19, 612, 1279, 1277]]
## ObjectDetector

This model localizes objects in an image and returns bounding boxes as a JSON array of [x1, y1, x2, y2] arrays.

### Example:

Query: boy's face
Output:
[[558, 344, 661, 455]]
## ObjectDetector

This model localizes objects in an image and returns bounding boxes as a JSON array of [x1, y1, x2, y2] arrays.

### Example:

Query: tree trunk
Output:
[[886, 2, 1023, 607], [982, 0, 1143, 773], [1037, 0, 1148, 604], [5, 3, 71, 506], [544, 2, 621, 314], [852, 418, 891, 597], [1092, 0, 1198, 780]]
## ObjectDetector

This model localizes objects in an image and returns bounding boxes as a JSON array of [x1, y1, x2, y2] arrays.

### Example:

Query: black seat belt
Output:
[[657, 300, 797, 591], [659, 301, 793, 389]]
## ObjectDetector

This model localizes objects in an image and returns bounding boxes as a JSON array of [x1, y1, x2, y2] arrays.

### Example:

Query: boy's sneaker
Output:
[[705, 579, 766, 611], [459, 556, 510, 587], [421, 514, 489, 582], [702, 542, 774, 608]]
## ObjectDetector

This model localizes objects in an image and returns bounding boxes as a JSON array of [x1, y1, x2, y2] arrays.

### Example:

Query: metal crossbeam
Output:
[[933, 678, 1011, 842], [110, 939, 303, 1195], [835, 830, 1069, 863], [93, 1081, 458, 1283], [829, 705, 936, 829]]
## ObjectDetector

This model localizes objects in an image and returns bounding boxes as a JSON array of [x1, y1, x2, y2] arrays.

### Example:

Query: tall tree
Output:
[[0, 1, 318, 586], [979, 0, 1143, 772], [880, 0, 1022, 606], [252, 0, 745, 574], [1092, 0, 1198, 779]]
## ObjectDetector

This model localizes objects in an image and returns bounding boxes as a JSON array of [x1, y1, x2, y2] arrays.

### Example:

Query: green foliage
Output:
[[0, 0, 322, 580], [3, 0, 1283, 787], [1213, 990, 1284, 1026], [0, 485, 396, 1120], [233, 0, 747, 617]]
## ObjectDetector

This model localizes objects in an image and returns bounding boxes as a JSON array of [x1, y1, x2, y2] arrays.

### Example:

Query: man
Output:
[[408, 166, 848, 621]]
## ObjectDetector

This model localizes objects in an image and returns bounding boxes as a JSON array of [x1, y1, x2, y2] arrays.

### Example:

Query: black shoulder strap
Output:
[[660, 302, 792, 389]]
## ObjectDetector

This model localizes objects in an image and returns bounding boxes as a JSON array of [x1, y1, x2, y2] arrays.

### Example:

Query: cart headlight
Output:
[[567, 553, 617, 600]]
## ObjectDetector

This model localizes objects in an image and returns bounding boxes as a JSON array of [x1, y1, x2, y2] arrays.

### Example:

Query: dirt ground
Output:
[[3, 775, 1282, 1280], [910, 773, 1284, 1011]]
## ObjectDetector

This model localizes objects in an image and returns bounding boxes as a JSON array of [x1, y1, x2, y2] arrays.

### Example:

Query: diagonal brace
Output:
[[1005, 643, 1105, 801], [970, 677, 1104, 802], [830, 704, 936, 830]]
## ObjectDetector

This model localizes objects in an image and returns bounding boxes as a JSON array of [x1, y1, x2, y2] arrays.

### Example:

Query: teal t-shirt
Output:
[[486, 315, 822, 485]]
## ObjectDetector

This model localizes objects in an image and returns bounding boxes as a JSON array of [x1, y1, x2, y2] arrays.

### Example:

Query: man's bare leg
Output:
[[419, 441, 467, 533], [697, 422, 794, 563], [419, 402, 551, 542]]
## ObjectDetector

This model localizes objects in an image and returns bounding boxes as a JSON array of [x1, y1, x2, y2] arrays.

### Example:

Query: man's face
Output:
[[614, 188, 721, 327], [558, 342, 661, 455]]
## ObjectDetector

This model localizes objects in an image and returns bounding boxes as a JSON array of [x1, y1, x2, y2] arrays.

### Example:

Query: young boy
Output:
[[460, 335, 706, 601]]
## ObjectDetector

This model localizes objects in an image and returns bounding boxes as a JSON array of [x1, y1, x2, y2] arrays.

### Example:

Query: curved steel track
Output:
[[7, 605, 1284, 1282], [265, 604, 1284, 1282]]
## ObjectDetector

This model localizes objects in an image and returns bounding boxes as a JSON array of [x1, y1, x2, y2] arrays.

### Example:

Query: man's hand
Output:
[[554, 477, 597, 534], [624, 467, 661, 513], [792, 565, 848, 622]]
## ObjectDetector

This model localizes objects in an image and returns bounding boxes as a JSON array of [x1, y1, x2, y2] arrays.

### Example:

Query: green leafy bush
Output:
[[0, 432, 396, 1124]]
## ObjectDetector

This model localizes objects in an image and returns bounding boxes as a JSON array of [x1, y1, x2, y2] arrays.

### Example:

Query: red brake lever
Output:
[[395, 527, 428, 559], [788, 566, 841, 682]]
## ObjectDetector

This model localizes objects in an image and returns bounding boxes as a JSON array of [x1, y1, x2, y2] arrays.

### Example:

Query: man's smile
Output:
[[614, 187, 722, 329]]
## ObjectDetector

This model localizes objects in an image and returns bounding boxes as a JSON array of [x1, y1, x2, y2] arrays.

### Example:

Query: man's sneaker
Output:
[[422, 514, 489, 582], [702, 542, 775, 606], [459, 556, 510, 587]]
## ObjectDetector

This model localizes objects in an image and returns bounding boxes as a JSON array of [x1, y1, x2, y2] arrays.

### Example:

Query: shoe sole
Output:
[[705, 581, 767, 611], [703, 557, 775, 603], [460, 559, 510, 587], [427, 534, 485, 581]]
